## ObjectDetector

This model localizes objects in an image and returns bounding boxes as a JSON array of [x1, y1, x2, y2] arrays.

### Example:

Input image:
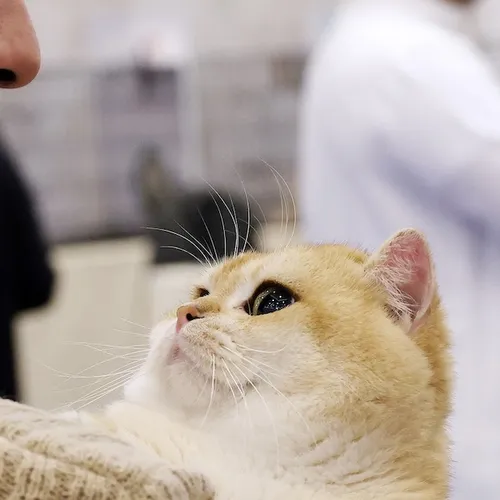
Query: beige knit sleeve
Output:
[[0, 399, 214, 500]]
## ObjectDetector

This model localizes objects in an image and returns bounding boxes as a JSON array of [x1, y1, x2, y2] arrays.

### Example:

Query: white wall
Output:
[[15, 238, 154, 411], [24, 0, 500, 70], [25, 0, 315, 68], [25, 0, 190, 67]]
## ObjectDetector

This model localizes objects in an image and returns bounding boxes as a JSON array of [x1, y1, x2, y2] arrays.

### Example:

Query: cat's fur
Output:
[[75, 229, 452, 499]]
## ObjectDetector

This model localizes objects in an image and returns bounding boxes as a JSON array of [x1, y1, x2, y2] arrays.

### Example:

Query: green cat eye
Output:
[[251, 285, 295, 316]]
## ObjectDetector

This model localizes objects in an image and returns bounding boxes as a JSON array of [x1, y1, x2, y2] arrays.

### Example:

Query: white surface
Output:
[[22, 0, 500, 66], [15, 238, 154, 411]]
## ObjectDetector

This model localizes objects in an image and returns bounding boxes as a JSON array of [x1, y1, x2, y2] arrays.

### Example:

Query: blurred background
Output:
[[1, 0, 499, 498], [1, 0, 500, 455], [6, 0, 316, 410]]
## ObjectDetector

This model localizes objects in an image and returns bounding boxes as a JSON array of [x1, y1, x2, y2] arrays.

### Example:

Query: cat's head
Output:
[[125, 229, 451, 441]]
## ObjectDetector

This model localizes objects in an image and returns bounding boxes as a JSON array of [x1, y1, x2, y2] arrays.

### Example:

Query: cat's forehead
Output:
[[199, 244, 368, 297], [200, 252, 268, 297]]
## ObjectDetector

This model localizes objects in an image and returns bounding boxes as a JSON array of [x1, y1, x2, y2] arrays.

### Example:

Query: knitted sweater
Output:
[[0, 400, 214, 499]]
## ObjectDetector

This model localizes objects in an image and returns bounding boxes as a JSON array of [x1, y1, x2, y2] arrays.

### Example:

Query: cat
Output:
[[72, 228, 452, 499]]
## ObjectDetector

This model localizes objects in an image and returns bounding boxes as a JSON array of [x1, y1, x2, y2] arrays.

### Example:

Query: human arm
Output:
[[378, 35, 500, 233], [0, 139, 54, 311]]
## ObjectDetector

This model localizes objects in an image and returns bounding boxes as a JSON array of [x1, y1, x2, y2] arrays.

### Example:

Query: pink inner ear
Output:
[[383, 231, 433, 321]]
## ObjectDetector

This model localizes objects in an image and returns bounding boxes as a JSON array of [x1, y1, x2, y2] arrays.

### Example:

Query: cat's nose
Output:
[[176, 304, 202, 333]]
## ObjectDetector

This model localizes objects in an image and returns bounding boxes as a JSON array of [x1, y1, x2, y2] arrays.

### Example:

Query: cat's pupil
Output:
[[253, 286, 294, 315]]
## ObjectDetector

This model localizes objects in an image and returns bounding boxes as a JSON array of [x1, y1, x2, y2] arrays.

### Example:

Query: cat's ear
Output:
[[364, 229, 435, 335]]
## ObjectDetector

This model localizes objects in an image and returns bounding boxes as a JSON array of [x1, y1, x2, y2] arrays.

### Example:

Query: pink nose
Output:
[[176, 304, 202, 333]]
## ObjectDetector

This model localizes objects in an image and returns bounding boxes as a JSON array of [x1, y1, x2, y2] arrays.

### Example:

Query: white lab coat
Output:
[[299, 1, 500, 498]]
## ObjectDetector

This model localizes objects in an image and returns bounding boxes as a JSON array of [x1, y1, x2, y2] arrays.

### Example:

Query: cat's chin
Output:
[[123, 373, 167, 411], [123, 365, 214, 417]]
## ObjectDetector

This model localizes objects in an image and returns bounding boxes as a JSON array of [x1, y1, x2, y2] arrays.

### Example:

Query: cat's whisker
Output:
[[247, 193, 268, 250], [228, 360, 281, 469], [56, 364, 143, 395], [65, 341, 148, 351], [221, 345, 283, 377], [220, 364, 240, 419], [259, 158, 287, 251], [207, 188, 228, 258], [236, 360, 315, 443], [159, 245, 207, 267], [243, 215, 264, 251], [230, 167, 252, 254], [200, 355, 217, 428], [71, 374, 133, 412], [79, 348, 148, 359], [57, 369, 135, 412], [145, 226, 213, 266], [275, 172, 287, 251], [276, 173, 289, 251], [241, 358, 284, 378], [273, 168, 290, 251], [55, 364, 141, 384], [227, 190, 241, 257], [269, 164, 297, 249], [206, 182, 240, 258], [71, 363, 140, 406], [113, 328, 149, 338], [223, 227, 256, 253], [190, 358, 211, 406], [233, 342, 287, 355], [259, 159, 296, 251], [224, 347, 314, 442], [174, 219, 217, 265], [221, 358, 254, 453], [240, 177, 252, 254], [62, 343, 147, 364], [40, 352, 143, 394], [120, 318, 150, 330], [197, 207, 219, 264], [64, 358, 144, 388], [221, 357, 253, 432]]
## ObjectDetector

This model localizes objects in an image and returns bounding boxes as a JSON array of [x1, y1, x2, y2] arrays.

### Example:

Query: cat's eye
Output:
[[251, 285, 295, 316], [195, 288, 209, 298]]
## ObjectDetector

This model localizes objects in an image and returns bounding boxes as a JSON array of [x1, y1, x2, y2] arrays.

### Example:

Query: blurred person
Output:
[[0, 1, 45, 401], [0, 136, 54, 401], [0, 0, 40, 87], [299, 0, 500, 498]]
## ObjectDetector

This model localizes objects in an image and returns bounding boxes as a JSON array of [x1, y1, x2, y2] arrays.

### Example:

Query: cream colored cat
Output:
[[74, 228, 452, 499]]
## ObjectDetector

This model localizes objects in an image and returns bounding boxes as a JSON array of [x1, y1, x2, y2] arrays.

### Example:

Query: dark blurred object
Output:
[[136, 144, 180, 227], [270, 54, 305, 92], [135, 144, 257, 265], [0, 136, 55, 401], [181, 191, 256, 263]]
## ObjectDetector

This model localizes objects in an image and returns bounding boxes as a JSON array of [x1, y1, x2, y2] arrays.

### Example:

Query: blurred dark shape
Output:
[[135, 144, 257, 265], [270, 53, 305, 92], [137, 144, 180, 227], [182, 191, 256, 262], [134, 63, 164, 103], [0, 135, 55, 402]]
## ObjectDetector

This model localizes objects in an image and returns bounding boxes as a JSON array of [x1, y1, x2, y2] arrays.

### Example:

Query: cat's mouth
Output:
[[166, 339, 199, 367], [166, 340, 257, 392], [166, 343, 187, 364], [166, 340, 213, 376]]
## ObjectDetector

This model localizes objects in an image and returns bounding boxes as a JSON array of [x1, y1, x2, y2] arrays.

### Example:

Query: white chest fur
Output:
[[96, 398, 420, 500], [102, 400, 322, 500]]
